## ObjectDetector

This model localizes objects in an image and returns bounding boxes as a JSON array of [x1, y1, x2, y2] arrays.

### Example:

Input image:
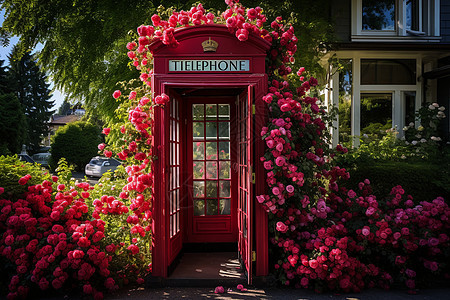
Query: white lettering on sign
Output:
[[169, 60, 250, 72]]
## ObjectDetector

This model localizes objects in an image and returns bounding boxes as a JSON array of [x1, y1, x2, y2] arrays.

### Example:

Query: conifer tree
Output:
[[8, 47, 55, 154], [0, 59, 27, 155]]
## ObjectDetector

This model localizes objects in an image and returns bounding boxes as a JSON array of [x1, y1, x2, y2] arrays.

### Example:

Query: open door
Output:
[[237, 85, 254, 285], [167, 91, 183, 265]]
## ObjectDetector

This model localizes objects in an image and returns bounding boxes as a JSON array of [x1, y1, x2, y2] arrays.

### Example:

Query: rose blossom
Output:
[[286, 185, 294, 193]]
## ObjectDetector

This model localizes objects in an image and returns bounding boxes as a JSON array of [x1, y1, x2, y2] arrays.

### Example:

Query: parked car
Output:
[[32, 152, 51, 167], [85, 156, 121, 177], [18, 154, 35, 164]]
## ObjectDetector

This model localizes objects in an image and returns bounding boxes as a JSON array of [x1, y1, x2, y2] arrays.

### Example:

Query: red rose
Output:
[[112, 90, 121, 99]]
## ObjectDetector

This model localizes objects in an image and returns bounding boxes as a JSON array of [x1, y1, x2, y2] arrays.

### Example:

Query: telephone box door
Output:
[[238, 85, 254, 285]]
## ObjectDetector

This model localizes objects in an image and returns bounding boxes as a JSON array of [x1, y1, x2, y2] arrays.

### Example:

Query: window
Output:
[[360, 93, 393, 139], [361, 59, 416, 85], [329, 56, 422, 146], [339, 59, 353, 144], [362, 0, 395, 31], [352, 0, 440, 39]]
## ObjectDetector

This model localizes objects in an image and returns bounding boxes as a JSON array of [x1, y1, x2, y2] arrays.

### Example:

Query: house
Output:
[[322, 0, 450, 146], [43, 114, 83, 146]]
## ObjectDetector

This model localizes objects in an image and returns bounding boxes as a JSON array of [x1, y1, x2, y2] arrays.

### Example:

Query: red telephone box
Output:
[[150, 24, 270, 284]]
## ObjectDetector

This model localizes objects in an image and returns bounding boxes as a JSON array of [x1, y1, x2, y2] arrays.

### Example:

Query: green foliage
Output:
[[341, 159, 450, 203], [8, 47, 54, 154], [50, 121, 101, 171], [0, 0, 335, 119], [0, 155, 51, 199], [54, 157, 74, 184], [0, 93, 27, 155]]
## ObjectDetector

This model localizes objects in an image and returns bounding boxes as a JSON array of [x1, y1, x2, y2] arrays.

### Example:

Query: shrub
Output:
[[50, 121, 101, 171], [342, 160, 450, 203], [0, 157, 149, 299]]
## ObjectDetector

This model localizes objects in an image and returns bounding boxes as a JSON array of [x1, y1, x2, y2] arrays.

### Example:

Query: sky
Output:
[[0, 10, 66, 113]]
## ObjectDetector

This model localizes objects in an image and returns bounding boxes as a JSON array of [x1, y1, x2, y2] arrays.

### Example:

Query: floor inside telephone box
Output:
[[167, 244, 246, 285]]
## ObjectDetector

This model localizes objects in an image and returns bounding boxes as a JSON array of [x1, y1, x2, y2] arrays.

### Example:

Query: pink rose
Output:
[[102, 127, 111, 135], [286, 185, 294, 193], [112, 90, 121, 99], [263, 161, 273, 170], [272, 187, 280, 195], [214, 286, 225, 294], [276, 222, 288, 233], [361, 227, 370, 236], [275, 156, 286, 167]]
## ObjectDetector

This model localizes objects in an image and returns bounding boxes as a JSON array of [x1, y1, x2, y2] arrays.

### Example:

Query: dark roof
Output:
[[51, 114, 81, 125]]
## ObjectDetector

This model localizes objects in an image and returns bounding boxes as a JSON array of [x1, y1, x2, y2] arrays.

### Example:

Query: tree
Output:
[[50, 121, 101, 171], [0, 59, 27, 154], [57, 100, 71, 115], [0, 0, 334, 120], [8, 46, 55, 154]]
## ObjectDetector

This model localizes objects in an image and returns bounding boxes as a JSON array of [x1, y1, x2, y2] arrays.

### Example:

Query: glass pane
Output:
[[193, 181, 205, 198], [193, 142, 205, 160], [206, 161, 218, 179], [404, 91, 416, 127], [206, 181, 217, 198], [406, 0, 419, 31], [219, 104, 230, 120], [193, 104, 204, 120], [220, 199, 231, 215], [219, 142, 230, 159], [362, 0, 395, 31], [193, 122, 204, 140], [193, 162, 205, 179], [205, 142, 217, 160], [360, 93, 392, 140], [219, 122, 230, 139], [206, 199, 218, 215], [206, 122, 217, 139], [194, 200, 205, 216], [361, 59, 416, 85], [206, 104, 217, 120], [219, 161, 230, 179], [339, 59, 352, 145], [219, 181, 231, 197]]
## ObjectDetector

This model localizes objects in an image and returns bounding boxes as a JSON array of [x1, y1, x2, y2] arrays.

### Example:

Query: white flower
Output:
[[401, 136, 406, 140], [403, 126, 408, 131], [411, 140, 418, 145], [437, 111, 446, 118], [401, 155, 406, 159], [409, 122, 414, 127], [405, 141, 409, 145], [429, 105, 436, 110], [438, 106, 445, 111], [363, 134, 368, 138], [415, 134, 421, 138], [420, 138, 426, 143], [433, 103, 439, 107], [431, 136, 442, 141]]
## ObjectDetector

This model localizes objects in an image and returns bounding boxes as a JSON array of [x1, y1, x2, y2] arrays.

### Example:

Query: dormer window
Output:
[[352, 0, 440, 40]]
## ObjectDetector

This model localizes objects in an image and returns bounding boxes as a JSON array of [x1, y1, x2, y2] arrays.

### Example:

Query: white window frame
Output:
[[351, 0, 440, 42], [327, 51, 422, 147]]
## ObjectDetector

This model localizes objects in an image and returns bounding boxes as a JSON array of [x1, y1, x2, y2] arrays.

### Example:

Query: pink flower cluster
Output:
[[0, 180, 117, 299], [266, 178, 450, 292]]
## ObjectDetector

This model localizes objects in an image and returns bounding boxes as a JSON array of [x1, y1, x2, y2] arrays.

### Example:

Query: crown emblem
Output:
[[202, 38, 218, 52]]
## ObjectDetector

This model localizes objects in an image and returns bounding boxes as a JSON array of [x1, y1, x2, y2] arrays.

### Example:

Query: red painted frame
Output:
[[150, 25, 270, 279]]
